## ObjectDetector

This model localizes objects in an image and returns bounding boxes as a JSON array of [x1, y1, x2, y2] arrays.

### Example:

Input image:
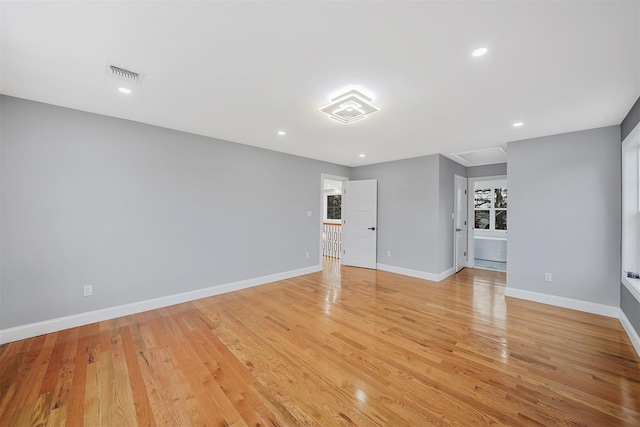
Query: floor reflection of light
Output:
[[470, 270, 509, 364], [355, 388, 367, 403], [499, 339, 508, 363], [324, 285, 340, 315], [472, 279, 506, 327], [323, 256, 342, 315]]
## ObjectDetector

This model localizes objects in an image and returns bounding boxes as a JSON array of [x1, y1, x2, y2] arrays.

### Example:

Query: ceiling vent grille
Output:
[[105, 62, 145, 85]]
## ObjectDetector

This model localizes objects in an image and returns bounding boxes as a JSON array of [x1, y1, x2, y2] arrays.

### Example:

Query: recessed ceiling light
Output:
[[472, 47, 488, 57], [278, 131, 286, 135], [513, 122, 524, 127], [359, 154, 366, 158], [118, 87, 131, 94]]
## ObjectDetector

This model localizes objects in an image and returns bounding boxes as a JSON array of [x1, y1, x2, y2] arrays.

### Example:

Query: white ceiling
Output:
[[1, 1, 638, 167]]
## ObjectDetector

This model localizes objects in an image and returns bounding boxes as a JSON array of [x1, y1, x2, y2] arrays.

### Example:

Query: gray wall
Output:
[[351, 154, 467, 275], [352, 155, 441, 274], [438, 155, 467, 272], [467, 163, 507, 178], [0, 96, 350, 329], [507, 126, 621, 306]]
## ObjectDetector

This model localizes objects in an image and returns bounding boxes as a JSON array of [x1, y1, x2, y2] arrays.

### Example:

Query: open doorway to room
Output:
[[467, 176, 507, 272], [320, 174, 348, 269]]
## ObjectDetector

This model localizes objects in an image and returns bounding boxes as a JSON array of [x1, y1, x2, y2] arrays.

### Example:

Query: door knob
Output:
[[456, 228, 462, 232], [368, 227, 376, 230]]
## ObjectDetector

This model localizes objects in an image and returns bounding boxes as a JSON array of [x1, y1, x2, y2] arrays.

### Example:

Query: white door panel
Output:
[[454, 175, 468, 272], [342, 179, 377, 269]]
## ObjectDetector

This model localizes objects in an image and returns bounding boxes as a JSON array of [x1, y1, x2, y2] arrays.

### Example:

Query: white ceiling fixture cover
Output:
[[320, 89, 380, 124]]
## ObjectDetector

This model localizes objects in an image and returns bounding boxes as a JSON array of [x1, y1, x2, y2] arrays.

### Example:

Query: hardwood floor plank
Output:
[[128, 322, 173, 426], [64, 326, 94, 426], [112, 353, 139, 426], [1, 263, 639, 426], [82, 354, 101, 426], [119, 325, 156, 427], [47, 327, 79, 425], [167, 309, 262, 426]]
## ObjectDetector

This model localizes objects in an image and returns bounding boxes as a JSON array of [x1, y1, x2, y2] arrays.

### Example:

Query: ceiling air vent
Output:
[[105, 62, 145, 85], [450, 147, 507, 167]]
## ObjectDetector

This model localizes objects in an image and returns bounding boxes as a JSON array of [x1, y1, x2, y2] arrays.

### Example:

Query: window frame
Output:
[[473, 184, 508, 233], [621, 122, 640, 302]]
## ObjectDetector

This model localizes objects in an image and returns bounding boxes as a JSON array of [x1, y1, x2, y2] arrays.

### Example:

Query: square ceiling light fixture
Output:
[[320, 89, 379, 124]]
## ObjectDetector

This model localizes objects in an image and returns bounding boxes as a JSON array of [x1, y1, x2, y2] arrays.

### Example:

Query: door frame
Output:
[[466, 174, 507, 267], [320, 173, 349, 267], [454, 174, 468, 272]]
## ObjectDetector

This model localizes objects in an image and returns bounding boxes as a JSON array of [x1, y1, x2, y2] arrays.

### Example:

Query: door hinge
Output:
[[464, 251, 467, 256], [464, 190, 467, 194], [464, 220, 467, 225]]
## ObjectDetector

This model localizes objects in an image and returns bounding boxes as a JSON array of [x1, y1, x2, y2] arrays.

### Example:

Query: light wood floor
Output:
[[1, 259, 639, 426]]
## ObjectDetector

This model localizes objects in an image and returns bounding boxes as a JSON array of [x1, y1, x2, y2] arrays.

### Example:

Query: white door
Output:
[[342, 179, 377, 269], [454, 175, 468, 272]]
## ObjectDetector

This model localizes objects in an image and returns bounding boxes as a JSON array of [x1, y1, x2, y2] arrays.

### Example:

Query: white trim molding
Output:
[[0, 265, 321, 345], [504, 287, 640, 357], [622, 277, 640, 303], [504, 287, 620, 318], [377, 263, 455, 282], [619, 308, 640, 357]]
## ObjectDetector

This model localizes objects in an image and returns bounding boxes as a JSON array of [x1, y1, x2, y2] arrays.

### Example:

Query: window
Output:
[[327, 195, 342, 220], [622, 128, 640, 293], [474, 187, 507, 231]]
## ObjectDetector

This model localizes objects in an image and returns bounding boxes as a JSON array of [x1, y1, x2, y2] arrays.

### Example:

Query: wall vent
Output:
[[105, 62, 145, 85]]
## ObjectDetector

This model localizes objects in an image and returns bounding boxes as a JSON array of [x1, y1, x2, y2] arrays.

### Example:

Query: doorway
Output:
[[319, 174, 378, 270], [467, 176, 507, 272], [321, 174, 348, 267]]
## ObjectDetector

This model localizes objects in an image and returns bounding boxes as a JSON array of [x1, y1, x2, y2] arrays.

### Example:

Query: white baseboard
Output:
[[376, 263, 455, 282], [504, 287, 620, 318], [619, 309, 640, 357], [0, 265, 321, 344], [504, 288, 640, 357]]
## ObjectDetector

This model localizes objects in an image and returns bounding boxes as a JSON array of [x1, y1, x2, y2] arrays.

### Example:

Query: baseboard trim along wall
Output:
[[505, 287, 639, 357], [504, 287, 620, 318], [619, 309, 640, 357], [376, 263, 455, 283], [0, 265, 322, 345]]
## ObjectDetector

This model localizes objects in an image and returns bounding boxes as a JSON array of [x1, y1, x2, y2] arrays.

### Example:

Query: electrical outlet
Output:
[[387, 250, 391, 257], [83, 285, 93, 297], [544, 273, 552, 282], [306, 211, 312, 217], [305, 252, 310, 259]]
